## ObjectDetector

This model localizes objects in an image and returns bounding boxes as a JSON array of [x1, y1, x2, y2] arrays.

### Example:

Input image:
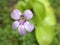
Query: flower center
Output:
[[20, 15, 26, 24]]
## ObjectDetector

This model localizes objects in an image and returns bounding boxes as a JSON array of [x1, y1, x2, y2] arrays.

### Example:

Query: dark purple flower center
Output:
[[18, 15, 26, 25]]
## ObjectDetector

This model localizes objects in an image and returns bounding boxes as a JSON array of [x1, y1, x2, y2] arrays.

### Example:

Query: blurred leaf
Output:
[[33, 2, 45, 26], [35, 25, 55, 45], [42, 8, 56, 26], [35, 0, 56, 45]]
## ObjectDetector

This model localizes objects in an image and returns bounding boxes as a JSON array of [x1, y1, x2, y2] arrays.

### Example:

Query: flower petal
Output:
[[23, 10, 33, 20], [11, 9, 22, 20], [12, 21, 19, 30], [18, 25, 26, 35], [24, 21, 34, 32]]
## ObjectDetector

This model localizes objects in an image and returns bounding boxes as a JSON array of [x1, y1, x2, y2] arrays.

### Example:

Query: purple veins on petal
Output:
[[12, 21, 19, 30], [23, 10, 33, 20], [11, 9, 22, 20], [24, 21, 34, 32], [18, 25, 26, 35]]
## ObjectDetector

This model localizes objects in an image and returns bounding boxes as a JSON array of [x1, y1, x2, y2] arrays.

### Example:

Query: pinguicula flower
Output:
[[11, 9, 34, 35]]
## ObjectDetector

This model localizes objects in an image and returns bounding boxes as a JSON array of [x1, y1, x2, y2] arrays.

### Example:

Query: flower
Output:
[[11, 9, 34, 35]]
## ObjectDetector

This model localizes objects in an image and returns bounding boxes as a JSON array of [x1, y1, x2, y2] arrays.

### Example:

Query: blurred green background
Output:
[[0, 0, 60, 45]]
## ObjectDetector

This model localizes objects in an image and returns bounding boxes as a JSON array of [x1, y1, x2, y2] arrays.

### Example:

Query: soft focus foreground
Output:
[[0, 0, 60, 45]]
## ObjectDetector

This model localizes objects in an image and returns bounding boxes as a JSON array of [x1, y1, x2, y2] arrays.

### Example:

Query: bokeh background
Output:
[[0, 0, 60, 45]]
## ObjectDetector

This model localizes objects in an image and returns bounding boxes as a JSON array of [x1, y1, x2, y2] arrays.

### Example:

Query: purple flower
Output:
[[11, 9, 34, 35]]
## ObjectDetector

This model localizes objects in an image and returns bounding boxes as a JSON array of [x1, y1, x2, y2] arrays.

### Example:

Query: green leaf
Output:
[[33, 2, 45, 25], [35, 0, 56, 45], [35, 25, 55, 45], [42, 2, 56, 26], [42, 8, 56, 26]]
